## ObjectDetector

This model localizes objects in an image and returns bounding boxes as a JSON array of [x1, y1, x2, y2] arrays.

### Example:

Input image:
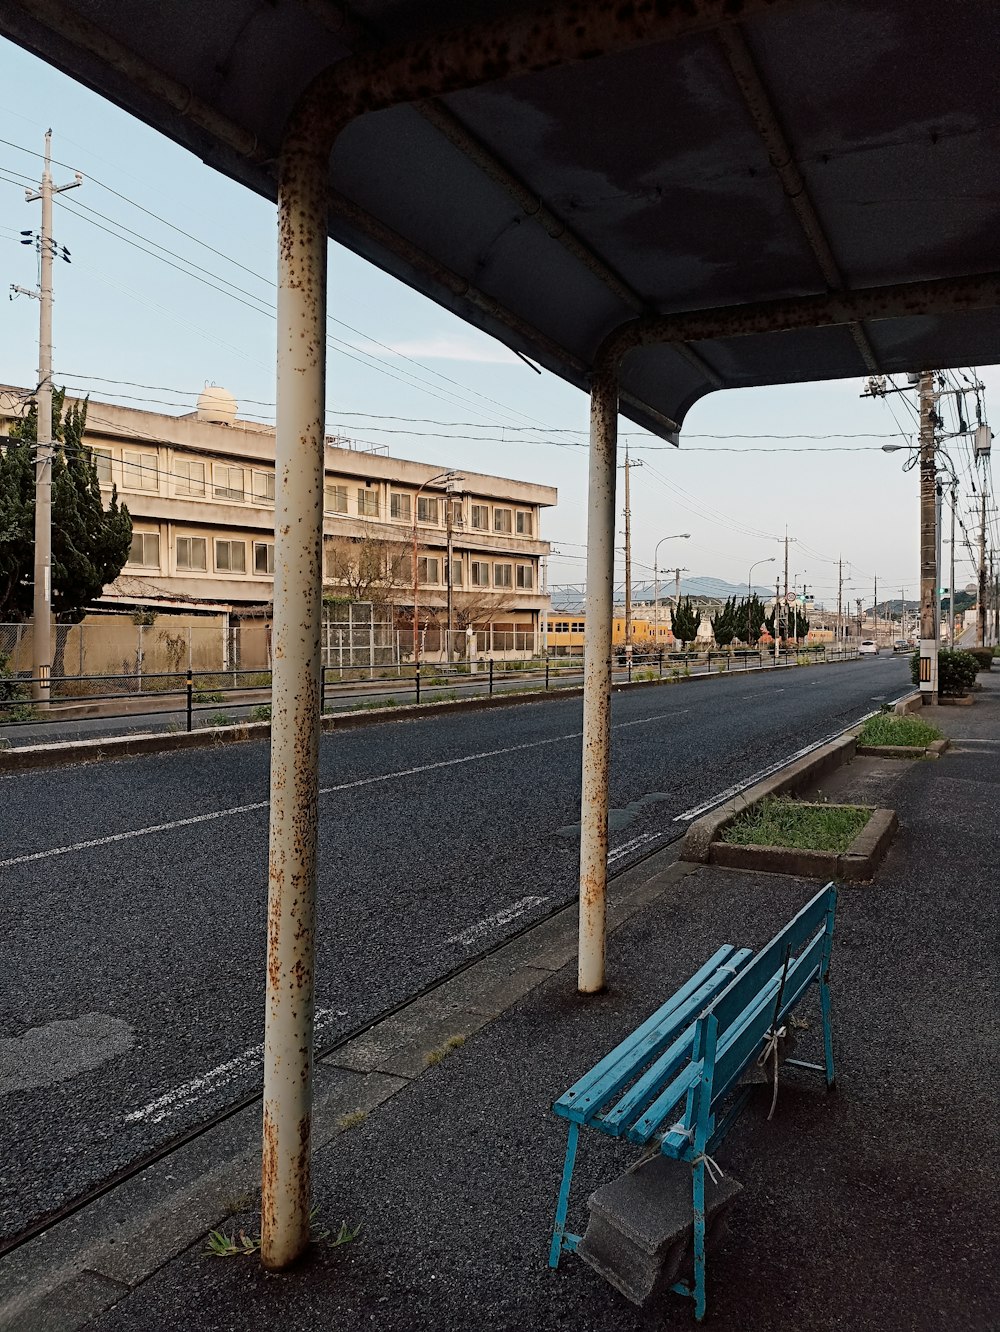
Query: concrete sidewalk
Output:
[[5, 677, 998, 1332]]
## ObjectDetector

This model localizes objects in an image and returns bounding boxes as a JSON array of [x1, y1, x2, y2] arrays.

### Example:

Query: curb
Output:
[[0, 652, 863, 773], [705, 806, 899, 882], [893, 691, 923, 715], [856, 737, 950, 760], [679, 733, 857, 863]]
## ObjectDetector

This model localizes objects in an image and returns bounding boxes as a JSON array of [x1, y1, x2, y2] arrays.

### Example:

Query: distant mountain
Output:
[[631, 576, 773, 602]]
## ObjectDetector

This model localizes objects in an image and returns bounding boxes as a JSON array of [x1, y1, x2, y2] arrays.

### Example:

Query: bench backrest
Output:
[[637, 884, 836, 1153]]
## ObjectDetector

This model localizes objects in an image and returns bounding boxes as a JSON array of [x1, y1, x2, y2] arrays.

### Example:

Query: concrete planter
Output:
[[706, 806, 899, 883], [856, 738, 949, 760]]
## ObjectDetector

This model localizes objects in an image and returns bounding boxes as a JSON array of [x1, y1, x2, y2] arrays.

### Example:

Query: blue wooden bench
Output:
[[549, 884, 837, 1321]]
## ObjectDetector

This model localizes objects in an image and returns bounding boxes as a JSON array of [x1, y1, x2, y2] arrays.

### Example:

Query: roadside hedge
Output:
[[909, 648, 979, 695]]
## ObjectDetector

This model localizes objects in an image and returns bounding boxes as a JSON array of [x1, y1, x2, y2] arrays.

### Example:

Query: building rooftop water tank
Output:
[[195, 384, 237, 425]]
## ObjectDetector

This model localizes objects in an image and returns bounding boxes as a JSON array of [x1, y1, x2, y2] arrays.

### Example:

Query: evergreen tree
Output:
[[736, 594, 766, 645], [710, 595, 737, 647], [1, 391, 132, 623], [670, 596, 702, 649]]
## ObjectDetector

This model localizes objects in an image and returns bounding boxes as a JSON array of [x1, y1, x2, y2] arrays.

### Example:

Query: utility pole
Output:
[[20, 131, 81, 702], [782, 529, 796, 601], [978, 492, 988, 647], [540, 554, 549, 656], [918, 370, 939, 701], [774, 578, 781, 664], [873, 572, 878, 645], [623, 447, 634, 652], [900, 586, 906, 641], [837, 558, 843, 649], [949, 485, 957, 645]]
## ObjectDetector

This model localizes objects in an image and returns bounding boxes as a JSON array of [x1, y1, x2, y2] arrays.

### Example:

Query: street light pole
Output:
[[747, 557, 776, 645], [652, 533, 690, 648]]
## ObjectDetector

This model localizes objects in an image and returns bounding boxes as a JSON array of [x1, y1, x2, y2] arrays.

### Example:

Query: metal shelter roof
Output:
[[3, 0, 998, 438]]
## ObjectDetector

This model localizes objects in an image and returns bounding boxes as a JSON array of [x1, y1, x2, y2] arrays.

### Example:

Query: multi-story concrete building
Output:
[[0, 385, 556, 662]]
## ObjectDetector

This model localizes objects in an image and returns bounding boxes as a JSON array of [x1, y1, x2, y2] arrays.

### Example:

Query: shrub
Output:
[[909, 648, 978, 696], [964, 646, 993, 672], [250, 705, 272, 722]]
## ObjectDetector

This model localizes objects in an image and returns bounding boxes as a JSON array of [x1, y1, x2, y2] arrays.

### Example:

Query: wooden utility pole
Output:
[[918, 370, 938, 701]]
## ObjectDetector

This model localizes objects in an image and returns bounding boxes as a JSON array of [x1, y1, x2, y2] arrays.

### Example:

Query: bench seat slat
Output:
[[597, 948, 754, 1137], [553, 945, 740, 1124]]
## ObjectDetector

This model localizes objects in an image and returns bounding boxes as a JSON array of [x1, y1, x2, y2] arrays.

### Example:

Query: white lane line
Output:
[[0, 708, 681, 870], [124, 1006, 346, 1126], [446, 895, 548, 946], [607, 832, 660, 866]]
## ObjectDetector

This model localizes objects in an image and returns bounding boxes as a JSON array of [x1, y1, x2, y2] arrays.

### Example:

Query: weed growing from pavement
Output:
[[857, 713, 941, 748], [206, 1209, 360, 1259], [425, 1034, 466, 1067], [722, 797, 872, 853], [207, 712, 236, 727], [250, 704, 271, 722], [338, 1109, 367, 1131]]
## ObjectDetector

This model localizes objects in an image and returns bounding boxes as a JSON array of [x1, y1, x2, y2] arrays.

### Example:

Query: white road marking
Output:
[[446, 895, 548, 946], [0, 709, 682, 870], [607, 832, 660, 866], [124, 1006, 346, 1126]]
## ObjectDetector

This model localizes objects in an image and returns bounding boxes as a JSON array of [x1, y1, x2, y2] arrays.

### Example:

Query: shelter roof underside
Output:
[[3, 0, 998, 437]]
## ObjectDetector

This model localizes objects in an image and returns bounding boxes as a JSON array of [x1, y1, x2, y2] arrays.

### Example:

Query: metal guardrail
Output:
[[0, 646, 861, 735]]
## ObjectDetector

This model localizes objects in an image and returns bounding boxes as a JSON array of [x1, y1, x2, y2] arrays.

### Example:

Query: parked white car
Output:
[[859, 640, 879, 655]]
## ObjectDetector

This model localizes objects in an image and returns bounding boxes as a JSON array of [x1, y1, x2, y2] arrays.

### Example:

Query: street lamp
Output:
[[412, 470, 460, 670], [653, 534, 691, 647], [747, 557, 776, 644]]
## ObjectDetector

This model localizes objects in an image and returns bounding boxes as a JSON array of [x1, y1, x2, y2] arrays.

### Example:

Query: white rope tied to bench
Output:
[[693, 1151, 724, 1185], [757, 1025, 787, 1121]]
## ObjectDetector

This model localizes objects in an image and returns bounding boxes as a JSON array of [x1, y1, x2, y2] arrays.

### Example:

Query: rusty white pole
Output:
[[261, 130, 328, 1271], [578, 358, 618, 994]]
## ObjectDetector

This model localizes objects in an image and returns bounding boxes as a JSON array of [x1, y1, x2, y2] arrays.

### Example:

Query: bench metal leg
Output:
[[692, 1156, 708, 1322], [549, 1122, 580, 1268], [820, 973, 835, 1088]]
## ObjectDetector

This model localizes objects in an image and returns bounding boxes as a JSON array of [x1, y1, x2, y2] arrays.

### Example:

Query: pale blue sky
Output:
[[1, 37, 995, 609]]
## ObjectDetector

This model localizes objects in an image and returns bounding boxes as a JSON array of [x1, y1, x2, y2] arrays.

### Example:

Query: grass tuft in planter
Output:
[[857, 714, 941, 747], [721, 797, 872, 853]]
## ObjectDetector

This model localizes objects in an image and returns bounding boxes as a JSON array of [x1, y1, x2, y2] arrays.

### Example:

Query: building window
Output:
[[215, 539, 246, 573], [493, 507, 512, 534], [213, 464, 245, 501], [357, 487, 379, 518], [516, 564, 533, 590], [253, 471, 275, 504], [552, 622, 567, 634], [123, 450, 158, 491], [451, 559, 463, 587], [493, 562, 513, 589], [417, 495, 438, 524], [391, 553, 412, 584], [448, 499, 463, 528], [176, 536, 207, 571], [516, 509, 533, 536], [417, 556, 440, 586], [128, 532, 160, 568], [390, 492, 411, 521], [572, 621, 585, 633], [254, 541, 275, 575], [92, 447, 113, 486], [176, 459, 205, 496], [470, 504, 489, 530], [471, 560, 490, 587], [325, 483, 348, 514]]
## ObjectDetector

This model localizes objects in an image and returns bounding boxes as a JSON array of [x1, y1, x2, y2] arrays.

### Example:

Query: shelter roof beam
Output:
[[715, 23, 881, 373]]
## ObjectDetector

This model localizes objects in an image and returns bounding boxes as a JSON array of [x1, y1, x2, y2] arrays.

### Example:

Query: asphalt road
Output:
[[0, 655, 909, 1243]]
